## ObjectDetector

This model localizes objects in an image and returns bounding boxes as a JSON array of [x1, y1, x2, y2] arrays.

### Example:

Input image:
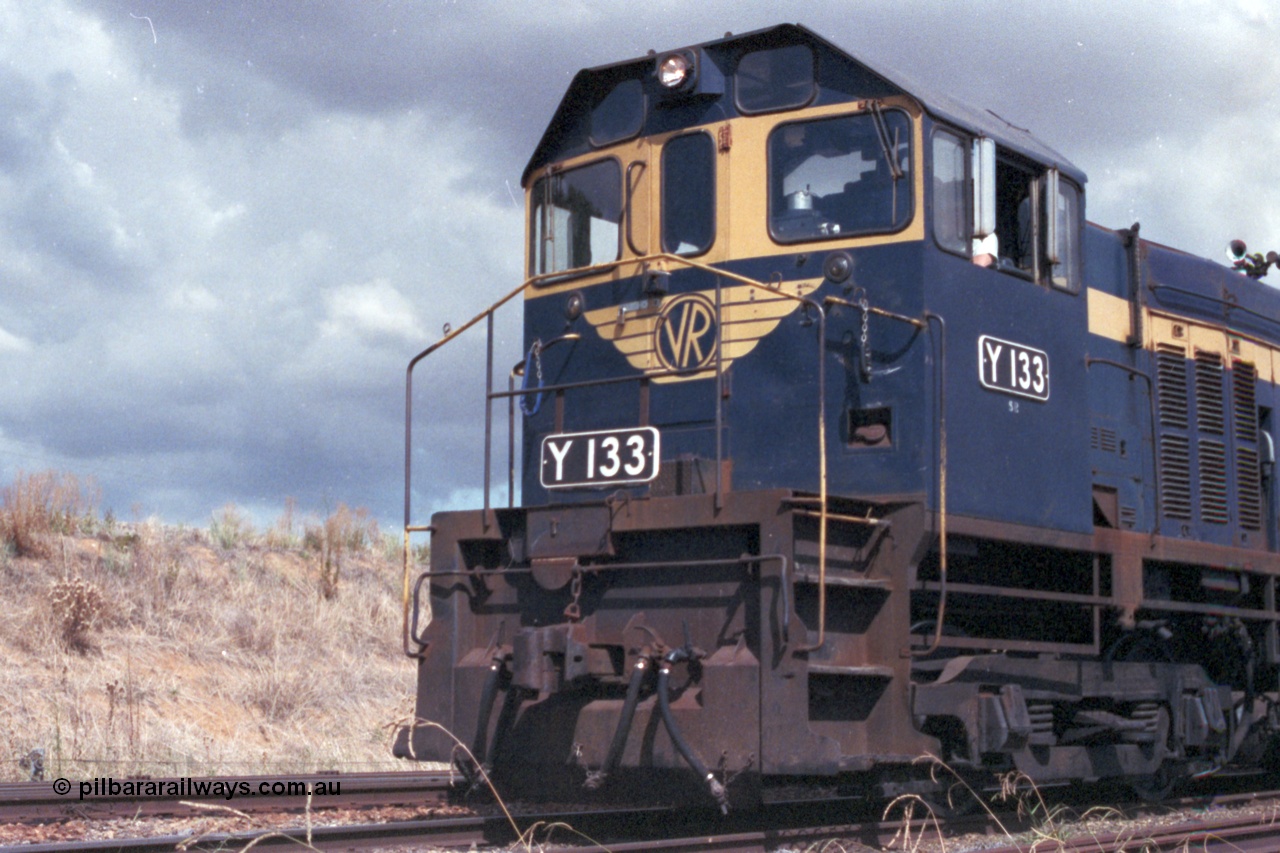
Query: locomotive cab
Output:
[[397, 23, 1280, 809]]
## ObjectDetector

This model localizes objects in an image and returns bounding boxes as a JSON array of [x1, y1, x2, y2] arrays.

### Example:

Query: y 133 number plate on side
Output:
[[978, 334, 1050, 401]]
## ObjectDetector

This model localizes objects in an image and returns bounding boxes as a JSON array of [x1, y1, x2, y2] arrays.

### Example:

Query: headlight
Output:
[[657, 52, 691, 89]]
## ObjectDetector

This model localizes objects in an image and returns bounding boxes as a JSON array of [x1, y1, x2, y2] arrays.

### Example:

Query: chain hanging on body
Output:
[[520, 339, 545, 416], [564, 570, 583, 621], [859, 294, 872, 382]]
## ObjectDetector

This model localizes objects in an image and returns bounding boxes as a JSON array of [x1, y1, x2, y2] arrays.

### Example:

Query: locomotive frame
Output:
[[394, 24, 1280, 807]]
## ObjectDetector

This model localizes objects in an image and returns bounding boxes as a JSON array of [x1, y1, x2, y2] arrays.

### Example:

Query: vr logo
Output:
[[654, 293, 717, 371]]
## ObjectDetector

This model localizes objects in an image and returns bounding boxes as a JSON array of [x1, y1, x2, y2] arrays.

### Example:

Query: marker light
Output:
[[657, 52, 691, 89]]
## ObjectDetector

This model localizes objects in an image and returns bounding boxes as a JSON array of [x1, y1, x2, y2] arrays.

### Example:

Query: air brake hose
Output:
[[657, 648, 729, 814], [465, 658, 504, 778], [584, 656, 649, 791]]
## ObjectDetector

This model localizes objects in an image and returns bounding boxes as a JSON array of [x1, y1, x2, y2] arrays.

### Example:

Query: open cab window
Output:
[[992, 157, 1037, 275], [1048, 177, 1081, 292], [992, 158, 1081, 293], [932, 129, 969, 255], [768, 107, 912, 243], [529, 159, 622, 277], [931, 129, 1081, 293]]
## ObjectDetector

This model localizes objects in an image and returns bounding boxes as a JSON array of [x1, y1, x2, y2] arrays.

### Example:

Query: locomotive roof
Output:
[[523, 23, 1085, 187]]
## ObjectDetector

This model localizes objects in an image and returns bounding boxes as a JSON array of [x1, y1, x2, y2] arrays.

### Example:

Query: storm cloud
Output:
[[0, 1, 1275, 527]]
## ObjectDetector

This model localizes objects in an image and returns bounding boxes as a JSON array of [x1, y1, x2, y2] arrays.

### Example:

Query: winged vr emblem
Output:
[[655, 293, 717, 371], [582, 278, 818, 383]]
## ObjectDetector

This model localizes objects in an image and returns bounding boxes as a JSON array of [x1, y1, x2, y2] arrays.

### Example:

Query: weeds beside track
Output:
[[9, 772, 1280, 852]]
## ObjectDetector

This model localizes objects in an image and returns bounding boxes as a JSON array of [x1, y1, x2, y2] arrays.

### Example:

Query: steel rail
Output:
[[17, 809, 1280, 850], [0, 801, 989, 853], [0, 814, 495, 853], [0, 770, 454, 824], [976, 809, 1280, 853], [1, 803, 688, 853], [12, 782, 1280, 853]]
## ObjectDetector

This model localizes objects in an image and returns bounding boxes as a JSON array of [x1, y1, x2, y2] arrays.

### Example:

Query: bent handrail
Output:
[[401, 252, 832, 657]]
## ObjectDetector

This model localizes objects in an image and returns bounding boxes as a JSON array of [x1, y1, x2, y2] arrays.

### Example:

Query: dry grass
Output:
[[0, 470, 97, 558], [0, 473, 419, 780]]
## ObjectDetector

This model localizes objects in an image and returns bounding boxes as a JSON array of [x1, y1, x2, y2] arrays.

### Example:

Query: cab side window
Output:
[[932, 127, 1083, 293], [994, 158, 1036, 275], [990, 154, 1081, 292], [931, 130, 969, 255], [529, 159, 622, 276], [1049, 179, 1081, 292]]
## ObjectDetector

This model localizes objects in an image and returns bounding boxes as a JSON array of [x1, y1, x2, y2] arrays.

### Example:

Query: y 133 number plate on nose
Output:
[[540, 427, 660, 489]]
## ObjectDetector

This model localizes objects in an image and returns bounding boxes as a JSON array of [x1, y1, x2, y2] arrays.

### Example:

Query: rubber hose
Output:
[[468, 660, 503, 770], [657, 649, 729, 813], [585, 657, 648, 790]]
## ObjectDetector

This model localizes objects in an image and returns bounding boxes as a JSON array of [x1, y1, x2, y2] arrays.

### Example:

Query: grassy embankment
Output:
[[0, 471, 426, 781]]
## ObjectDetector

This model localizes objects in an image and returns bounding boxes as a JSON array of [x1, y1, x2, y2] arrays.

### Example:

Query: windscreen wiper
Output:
[[869, 100, 904, 182]]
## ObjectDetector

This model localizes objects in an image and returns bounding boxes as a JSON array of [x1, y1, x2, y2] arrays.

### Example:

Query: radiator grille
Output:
[[1238, 446, 1263, 530], [1155, 344, 1188, 429], [1233, 361, 1258, 442], [1194, 351, 1224, 435], [1159, 434, 1192, 520], [1198, 439, 1229, 524], [1156, 344, 1191, 521], [1233, 360, 1262, 531]]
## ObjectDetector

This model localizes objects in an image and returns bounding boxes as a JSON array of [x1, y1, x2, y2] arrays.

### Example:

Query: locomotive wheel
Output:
[[1105, 629, 1174, 664], [923, 786, 982, 817], [1129, 761, 1179, 802], [920, 770, 985, 817], [1129, 706, 1179, 802]]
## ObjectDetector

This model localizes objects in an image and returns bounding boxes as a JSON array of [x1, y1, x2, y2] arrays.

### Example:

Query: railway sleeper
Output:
[[910, 652, 1272, 791]]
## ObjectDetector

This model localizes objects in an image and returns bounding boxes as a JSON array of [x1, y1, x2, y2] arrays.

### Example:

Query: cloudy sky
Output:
[[1, 0, 1277, 529]]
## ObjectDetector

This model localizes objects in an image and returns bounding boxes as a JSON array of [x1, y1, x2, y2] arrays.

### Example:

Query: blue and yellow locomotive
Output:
[[395, 24, 1280, 805]]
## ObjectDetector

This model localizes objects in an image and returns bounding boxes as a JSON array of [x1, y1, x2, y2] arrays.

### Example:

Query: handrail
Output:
[[401, 251, 832, 656], [402, 278, 529, 658], [1148, 281, 1280, 332], [428, 552, 784, 579], [1085, 357, 1160, 541], [401, 523, 433, 657], [789, 299, 828, 654], [915, 311, 948, 656], [824, 295, 949, 656]]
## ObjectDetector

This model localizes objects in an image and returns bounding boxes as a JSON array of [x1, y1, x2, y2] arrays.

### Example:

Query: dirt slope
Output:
[[1, 511, 423, 781]]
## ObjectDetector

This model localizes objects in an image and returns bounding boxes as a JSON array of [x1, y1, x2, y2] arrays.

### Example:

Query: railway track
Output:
[[0, 770, 456, 824], [974, 809, 1280, 853], [0, 798, 973, 852], [7, 772, 1280, 851], [10, 801, 1280, 853]]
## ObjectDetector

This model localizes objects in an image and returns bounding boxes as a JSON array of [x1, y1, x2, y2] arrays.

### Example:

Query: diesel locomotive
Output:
[[394, 24, 1280, 807]]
